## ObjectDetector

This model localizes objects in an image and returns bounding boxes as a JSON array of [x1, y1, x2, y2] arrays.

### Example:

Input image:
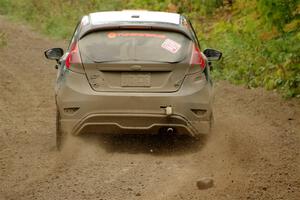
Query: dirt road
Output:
[[0, 16, 299, 200]]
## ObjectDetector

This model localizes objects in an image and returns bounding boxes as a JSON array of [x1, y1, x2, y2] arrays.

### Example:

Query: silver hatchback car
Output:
[[44, 11, 222, 149]]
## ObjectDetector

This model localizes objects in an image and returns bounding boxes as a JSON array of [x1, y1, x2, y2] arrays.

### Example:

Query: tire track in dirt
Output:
[[0, 16, 299, 200]]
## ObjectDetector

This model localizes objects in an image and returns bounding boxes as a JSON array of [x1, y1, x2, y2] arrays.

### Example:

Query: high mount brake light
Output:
[[190, 45, 206, 69], [65, 42, 82, 69]]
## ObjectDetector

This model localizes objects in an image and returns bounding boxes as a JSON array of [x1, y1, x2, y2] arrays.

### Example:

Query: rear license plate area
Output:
[[121, 72, 151, 87]]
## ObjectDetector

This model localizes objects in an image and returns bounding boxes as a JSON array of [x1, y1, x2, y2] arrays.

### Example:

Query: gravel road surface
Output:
[[0, 16, 299, 200]]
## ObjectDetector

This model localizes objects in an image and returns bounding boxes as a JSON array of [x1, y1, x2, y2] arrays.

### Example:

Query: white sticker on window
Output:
[[161, 39, 182, 54]]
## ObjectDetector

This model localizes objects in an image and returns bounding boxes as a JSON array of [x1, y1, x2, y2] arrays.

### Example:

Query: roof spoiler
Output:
[[79, 24, 193, 40]]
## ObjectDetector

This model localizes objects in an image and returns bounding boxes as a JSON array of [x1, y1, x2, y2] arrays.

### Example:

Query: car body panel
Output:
[[56, 70, 212, 136], [79, 29, 195, 92]]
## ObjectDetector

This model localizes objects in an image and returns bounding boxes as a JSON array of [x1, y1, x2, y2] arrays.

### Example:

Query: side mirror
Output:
[[203, 48, 222, 61], [44, 48, 64, 61]]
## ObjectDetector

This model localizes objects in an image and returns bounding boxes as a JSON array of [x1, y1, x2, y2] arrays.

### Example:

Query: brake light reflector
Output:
[[190, 45, 206, 69], [65, 42, 81, 69]]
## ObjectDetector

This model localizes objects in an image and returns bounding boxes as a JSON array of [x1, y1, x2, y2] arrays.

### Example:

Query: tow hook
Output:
[[165, 106, 173, 116]]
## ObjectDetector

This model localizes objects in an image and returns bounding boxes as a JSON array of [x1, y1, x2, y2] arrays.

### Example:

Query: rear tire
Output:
[[194, 112, 214, 140], [56, 109, 64, 150]]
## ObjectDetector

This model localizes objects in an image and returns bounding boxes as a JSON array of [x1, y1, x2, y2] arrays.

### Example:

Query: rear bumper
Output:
[[65, 113, 210, 136], [57, 70, 214, 136]]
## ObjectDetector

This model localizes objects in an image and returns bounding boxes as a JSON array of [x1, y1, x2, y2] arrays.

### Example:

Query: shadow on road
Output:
[[79, 133, 208, 156]]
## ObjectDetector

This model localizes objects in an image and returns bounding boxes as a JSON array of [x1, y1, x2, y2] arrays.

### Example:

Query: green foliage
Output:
[[122, 0, 224, 15], [0, 31, 7, 47], [257, 0, 299, 31], [200, 1, 300, 97], [0, 0, 125, 38], [125, 0, 170, 11], [0, 0, 298, 97]]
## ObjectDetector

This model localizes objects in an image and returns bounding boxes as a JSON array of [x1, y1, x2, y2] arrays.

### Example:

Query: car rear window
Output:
[[79, 30, 191, 63]]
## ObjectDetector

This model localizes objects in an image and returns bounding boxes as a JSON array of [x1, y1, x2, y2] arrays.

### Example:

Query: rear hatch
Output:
[[79, 30, 193, 92]]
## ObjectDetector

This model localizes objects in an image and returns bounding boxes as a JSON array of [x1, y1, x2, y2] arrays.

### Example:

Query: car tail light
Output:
[[190, 45, 206, 70], [65, 42, 81, 69]]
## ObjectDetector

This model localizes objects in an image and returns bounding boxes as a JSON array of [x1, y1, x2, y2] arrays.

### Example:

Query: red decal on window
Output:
[[107, 32, 166, 39], [107, 32, 117, 38]]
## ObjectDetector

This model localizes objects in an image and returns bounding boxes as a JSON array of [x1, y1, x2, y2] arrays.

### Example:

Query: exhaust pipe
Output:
[[166, 128, 174, 134]]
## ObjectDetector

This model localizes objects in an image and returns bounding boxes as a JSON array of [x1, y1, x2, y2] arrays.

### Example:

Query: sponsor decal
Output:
[[161, 38, 181, 54], [107, 32, 117, 39], [107, 32, 166, 39]]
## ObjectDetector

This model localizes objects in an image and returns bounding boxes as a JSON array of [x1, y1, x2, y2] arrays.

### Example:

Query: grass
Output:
[[197, 2, 300, 98], [0, 31, 7, 47]]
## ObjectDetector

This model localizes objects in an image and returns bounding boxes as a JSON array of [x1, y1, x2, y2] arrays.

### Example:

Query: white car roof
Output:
[[89, 11, 181, 25]]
